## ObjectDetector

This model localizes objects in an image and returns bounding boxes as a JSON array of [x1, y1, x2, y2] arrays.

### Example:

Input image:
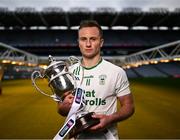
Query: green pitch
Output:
[[0, 78, 180, 139]]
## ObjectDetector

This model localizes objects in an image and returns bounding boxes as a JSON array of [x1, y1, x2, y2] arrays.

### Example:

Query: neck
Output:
[[82, 55, 101, 68]]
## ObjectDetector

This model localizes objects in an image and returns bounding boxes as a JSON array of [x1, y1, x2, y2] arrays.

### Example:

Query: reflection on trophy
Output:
[[31, 55, 99, 140], [31, 55, 76, 101]]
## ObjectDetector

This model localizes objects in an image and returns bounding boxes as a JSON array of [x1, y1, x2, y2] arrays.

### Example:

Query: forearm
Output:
[[90, 102, 134, 131], [86, 94, 134, 131], [108, 102, 135, 124], [108, 93, 135, 124]]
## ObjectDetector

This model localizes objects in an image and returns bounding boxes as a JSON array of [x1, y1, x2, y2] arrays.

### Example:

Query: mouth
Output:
[[85, 49, 93, 52]]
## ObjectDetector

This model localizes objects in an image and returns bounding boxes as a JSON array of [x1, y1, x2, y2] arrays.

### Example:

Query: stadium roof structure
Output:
[[0, 42, 39, 66], [0, 7, 180, 30], [122, 40, 180, 68]]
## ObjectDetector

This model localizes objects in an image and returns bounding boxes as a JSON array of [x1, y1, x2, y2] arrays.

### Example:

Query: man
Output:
[[57, 20, 134, 139]]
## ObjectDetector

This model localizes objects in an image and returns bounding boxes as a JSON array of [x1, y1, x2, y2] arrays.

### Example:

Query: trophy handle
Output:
[[31, 71, 53, 97]]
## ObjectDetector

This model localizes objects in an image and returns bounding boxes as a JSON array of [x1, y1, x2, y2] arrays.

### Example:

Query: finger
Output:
[[66, 97, 74, 104], [89, 123, 101, 130], [62, 90, 74, 100], [92, 114, 103, 119], [63, 96, 74, 104]]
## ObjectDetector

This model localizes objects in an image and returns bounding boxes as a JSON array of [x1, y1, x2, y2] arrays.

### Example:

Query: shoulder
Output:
[[69, 63, 80, 72], [102, 59, 125, 73], [101, 59, 128, 80]]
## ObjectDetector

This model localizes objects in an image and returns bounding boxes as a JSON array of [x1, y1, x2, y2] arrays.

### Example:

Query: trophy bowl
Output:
[[44, 61, 75, 99], [31, 55, 76, 102]]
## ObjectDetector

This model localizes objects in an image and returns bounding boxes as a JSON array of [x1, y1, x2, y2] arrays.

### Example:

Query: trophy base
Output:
[[69, 112, 100, 138]]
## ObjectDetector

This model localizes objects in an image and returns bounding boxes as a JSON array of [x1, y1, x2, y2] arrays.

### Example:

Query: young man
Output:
[[57, 20, 134, 139]]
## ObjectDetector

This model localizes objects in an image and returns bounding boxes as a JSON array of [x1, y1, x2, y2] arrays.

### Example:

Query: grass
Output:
[[0, 79, 65, 139], [0, 78, 180, 139], [118, 78, 180, 139]]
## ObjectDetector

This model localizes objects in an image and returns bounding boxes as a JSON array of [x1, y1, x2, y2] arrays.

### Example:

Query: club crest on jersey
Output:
[[99, 74, 107, 85]]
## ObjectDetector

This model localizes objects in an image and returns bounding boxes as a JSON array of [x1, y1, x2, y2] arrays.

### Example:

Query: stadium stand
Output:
[[41, 7, 67, 27], [0, 7, 180, 28], [0, 6, 180, 79], [125, 68, 139, 78], [14, 7, 43, 27], [68, 7, 91, 27], [154, 62, 180, 77], [3, 65, 33, 79], [132, 65, 168, 77], [125, 62, 180, 78], [0, 30, 180, 56]]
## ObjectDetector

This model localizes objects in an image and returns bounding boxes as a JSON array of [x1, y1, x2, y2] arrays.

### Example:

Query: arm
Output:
[[57, 91, 74, 116], [110, 93, 135, 122], [90, 93, 135, 131]]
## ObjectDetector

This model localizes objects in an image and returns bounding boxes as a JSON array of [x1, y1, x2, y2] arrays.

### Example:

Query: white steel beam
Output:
[[0, 42, 39, 66], [123, 40, 180, 67]]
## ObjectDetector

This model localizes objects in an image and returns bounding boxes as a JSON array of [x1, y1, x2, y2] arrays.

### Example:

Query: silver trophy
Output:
[[31, 55, 99, 139], [31, 55, 77, 101]]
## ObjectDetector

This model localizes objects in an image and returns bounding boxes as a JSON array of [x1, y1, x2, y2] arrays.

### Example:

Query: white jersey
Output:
[[70, 58, 131, 139]]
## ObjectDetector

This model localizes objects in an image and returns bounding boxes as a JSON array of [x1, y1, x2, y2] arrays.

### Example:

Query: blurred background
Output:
[[0, 0, 180, 139]]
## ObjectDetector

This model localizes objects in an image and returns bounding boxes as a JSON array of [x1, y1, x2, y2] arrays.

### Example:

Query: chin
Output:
[[83, 54, 96, 59]]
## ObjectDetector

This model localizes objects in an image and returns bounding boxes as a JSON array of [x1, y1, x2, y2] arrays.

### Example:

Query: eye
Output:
[[90, 37, 97, 41], [79, 37, 87, 42]]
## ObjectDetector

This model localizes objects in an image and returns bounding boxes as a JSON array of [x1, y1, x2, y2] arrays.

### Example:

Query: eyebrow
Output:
[[79, 36, 99, 39]]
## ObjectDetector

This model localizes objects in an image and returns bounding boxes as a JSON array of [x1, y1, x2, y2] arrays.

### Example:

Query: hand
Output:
[[57, 91, 74, 116], [88, 114, 112, 132]]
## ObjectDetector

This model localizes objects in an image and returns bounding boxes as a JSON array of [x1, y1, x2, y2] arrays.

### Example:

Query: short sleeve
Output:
[[115, 69, 131, 97]]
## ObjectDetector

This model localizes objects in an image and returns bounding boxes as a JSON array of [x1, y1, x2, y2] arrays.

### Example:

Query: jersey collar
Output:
[[81, 58, 103, 70]]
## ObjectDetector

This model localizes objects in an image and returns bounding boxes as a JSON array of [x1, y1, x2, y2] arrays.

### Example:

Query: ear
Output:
[[100, 38, 104, 48]]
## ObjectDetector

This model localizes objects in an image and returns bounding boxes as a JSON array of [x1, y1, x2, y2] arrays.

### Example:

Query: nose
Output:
[[86, 39, 91, 47]]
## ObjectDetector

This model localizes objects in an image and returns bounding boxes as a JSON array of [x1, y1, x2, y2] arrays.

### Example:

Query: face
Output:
[[78, 27, 104, 59]]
